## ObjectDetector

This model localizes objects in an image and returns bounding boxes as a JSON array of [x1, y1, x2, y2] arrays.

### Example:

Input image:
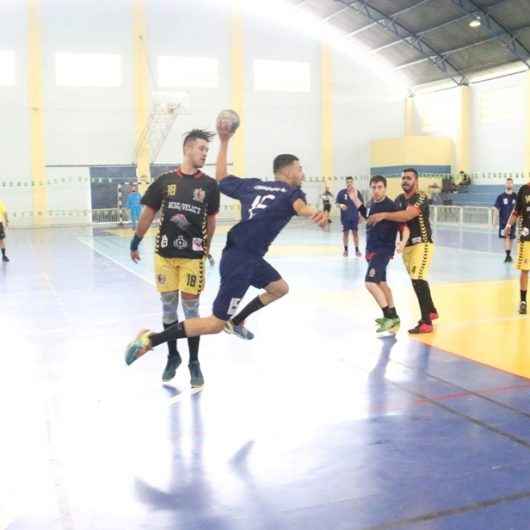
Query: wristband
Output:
[[130, 234, 143, 252]]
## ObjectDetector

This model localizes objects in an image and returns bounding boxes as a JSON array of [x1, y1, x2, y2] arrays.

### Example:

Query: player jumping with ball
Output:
[[124, 111, 328, 365]]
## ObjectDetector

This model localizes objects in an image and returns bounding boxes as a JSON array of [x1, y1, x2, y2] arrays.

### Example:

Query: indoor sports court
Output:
[[3, 1, 530, 529]]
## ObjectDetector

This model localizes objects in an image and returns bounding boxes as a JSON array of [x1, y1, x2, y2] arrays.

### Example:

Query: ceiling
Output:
[[289, 0, 530, 87]]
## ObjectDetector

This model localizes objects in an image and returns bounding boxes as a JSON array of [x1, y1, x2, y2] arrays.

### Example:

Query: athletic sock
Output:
[[521, 290, 527, 303], [150, 322, 187, 347], [163, 322, 180, 360], [1, 249, 5, 257], [381, 306, 390, 318], [412, 279, 432, 325], [344, 245, 348, 252], [188, 337, 200, 363], [388, 307, 398, 319], [506, 250, 511, 257], [232, 296, 265, 326], [355, 246, 359, 253]]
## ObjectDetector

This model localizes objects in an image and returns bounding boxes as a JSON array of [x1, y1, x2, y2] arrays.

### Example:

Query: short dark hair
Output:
[[507, 177, 513, 181], [403, 168, 418, 179], [370, 175, 387, 187], [183, 129, 215, 148], [273, 154, 299, 174], [346, 176, 353, 181]]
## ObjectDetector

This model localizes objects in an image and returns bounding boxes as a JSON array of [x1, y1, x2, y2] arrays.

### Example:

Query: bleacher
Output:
[[451, 184, 505, 207]]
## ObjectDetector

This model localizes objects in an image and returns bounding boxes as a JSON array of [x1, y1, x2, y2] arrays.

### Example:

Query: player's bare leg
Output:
[[353, 230, 361, 257], [225, 279, 289, 340]]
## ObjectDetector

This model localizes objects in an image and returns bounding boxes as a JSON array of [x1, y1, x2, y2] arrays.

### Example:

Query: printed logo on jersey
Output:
[[368, 268, 376, 278], [503, 198, 508, 205], [248, 194, 275, 219], [411, 236, 422, 244], [174, 236, 188, 250], [522, 227, 530, 237], [157, 273, 166, 285], [161, 235, 169, 248], [193, 188, 206, 203], [167, 184, 177, 196], [192, 238, 203, 252], [170, 213, 191, 230]]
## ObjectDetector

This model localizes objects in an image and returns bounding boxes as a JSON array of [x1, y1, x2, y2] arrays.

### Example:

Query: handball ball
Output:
[[217, 109, 240, 133]]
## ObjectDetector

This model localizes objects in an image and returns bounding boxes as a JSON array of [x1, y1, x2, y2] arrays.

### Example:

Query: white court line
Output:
[[78, 237, 155, 286]]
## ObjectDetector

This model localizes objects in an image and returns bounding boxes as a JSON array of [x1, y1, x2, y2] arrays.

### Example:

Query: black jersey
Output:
[[141, 168, 220, 259], [395, 191, 432, 246], [515, 184, 530, 242]]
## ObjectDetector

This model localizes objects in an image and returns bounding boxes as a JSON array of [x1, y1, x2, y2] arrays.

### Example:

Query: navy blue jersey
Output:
[[220, 176, 306, 256], [364, 197, 398, 255], [494, 192, 516, 227], [336, 188, 363, 223]]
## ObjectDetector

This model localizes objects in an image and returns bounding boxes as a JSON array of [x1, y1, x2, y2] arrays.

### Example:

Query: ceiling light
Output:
[[469, 18, 481, 28]]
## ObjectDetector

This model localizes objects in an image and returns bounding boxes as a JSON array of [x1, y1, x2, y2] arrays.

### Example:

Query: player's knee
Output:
[[274, 280, 289, 298], [208, 316, 225, 334], [182, 297, 200, 319], [161, 291, 179, 325]]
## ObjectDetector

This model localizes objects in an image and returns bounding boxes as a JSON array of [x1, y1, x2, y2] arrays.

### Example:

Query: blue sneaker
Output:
[[125, 329, 152, 365], [224, 321, 255, 340]]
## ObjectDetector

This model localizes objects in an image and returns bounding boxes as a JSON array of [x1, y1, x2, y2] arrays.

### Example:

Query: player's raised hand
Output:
[[131, 249, 141, 263]]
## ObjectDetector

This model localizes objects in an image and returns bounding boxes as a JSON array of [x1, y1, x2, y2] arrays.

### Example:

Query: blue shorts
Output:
[[212, 248, 281, 321], [342, 220, 358, 232], [365, 252, 392, 283], [499, 224, 516, 239]]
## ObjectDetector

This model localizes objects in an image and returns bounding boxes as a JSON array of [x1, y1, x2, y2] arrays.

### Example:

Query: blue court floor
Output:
[[2, 222, 530, 530]]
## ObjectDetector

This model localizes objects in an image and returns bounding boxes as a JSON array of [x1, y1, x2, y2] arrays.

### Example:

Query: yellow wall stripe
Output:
[[320, 44, 334, 182], [456, 85, 471, 175], [27, 0, 47, 224], [230, 0, 245, 176], [132, 0, 151, 191], [524, 72, 530, 180]]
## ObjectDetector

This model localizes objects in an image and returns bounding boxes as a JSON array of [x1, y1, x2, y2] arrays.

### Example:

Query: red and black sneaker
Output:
[[408, 321, 433, 334], [429, 311, 439, 321]]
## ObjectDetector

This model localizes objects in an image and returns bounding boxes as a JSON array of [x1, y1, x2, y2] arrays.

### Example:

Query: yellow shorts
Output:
[[517, 241, 530, 271], [154, 255, 205, 295], [402, 242, 434, 280]]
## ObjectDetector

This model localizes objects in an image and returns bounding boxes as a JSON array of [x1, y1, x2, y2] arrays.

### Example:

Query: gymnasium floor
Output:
[[3, 221, 530, 530]]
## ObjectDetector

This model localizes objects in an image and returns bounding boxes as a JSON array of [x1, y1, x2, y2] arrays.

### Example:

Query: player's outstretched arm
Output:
[[215, 119, 235, 183], [292, 199, 328, 228], [368, 206, 419, 225], [130, 206, 156, 263]]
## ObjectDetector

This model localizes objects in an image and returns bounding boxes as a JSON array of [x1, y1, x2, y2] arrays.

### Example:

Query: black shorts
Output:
[[0, 223, 5, 241], [323, 204, 331, 213], [365, 252, 392, 283]]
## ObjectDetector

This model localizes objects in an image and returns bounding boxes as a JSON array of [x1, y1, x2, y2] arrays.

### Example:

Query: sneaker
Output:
[[162, 354, 182, 382], [207, 254, 215, 266], [189, 361, 204, 388], [125, 329, 152, 365], [376, 318, 400, 333], [2, 255, 8, 262], [355, 250, 362, 258], [375, 317, 385, 325], [504, 255, 513, 263], [224, 320, 255, 340], [519, 301, 527, 315], [429, 311, 439, 321], [408, 322, 433, 334]]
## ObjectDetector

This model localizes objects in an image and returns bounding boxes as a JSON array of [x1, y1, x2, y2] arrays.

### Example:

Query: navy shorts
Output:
[[365, 252, 392, 283], [212, 248, 282, 321], [499, 224, 516, 239], [342, 220, 358, 232]]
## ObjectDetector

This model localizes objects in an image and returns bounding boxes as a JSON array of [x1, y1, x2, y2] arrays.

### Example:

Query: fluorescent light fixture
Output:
[[211, 0, 410, 93], [55, 52, 122, 87], [469, 17, 481, 28], [0, 50, 16, 86]]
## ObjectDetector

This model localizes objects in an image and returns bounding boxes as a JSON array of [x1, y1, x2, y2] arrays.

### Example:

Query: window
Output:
[[253, 59, 310, 93], [157, 56, 219, 88], [0, 50, 15, 86], [55, 52, 122, 87]]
